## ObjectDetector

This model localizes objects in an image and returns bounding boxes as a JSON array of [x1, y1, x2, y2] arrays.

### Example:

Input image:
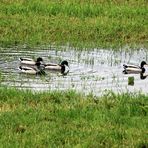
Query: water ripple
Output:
[[0, 46, 148, 96]]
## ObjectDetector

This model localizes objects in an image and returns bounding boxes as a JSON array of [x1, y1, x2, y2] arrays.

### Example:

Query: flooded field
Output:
[[0, 46, 148, 96]]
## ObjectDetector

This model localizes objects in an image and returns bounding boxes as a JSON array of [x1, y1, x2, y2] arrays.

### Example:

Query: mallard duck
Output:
[[19, 57, 44, 66], [18, 62, 46, 75], [123, 61, 148, 74], [44, 60, 69, 75], [19, 66, 46, 75]]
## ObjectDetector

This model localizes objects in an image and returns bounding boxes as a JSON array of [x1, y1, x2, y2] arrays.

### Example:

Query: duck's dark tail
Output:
[[123, 64, 128, 69], [122, 69, 128, 74], [18, 66, 22, 70], [19, 58, 23, 61]]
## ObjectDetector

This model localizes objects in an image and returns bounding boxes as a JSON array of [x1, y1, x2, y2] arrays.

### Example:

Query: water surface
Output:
[[0, 46, 148, 96]]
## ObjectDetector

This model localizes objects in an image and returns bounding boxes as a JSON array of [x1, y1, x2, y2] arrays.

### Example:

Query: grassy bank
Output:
[[0, 87, 147, 147], [0, 0, 148, 48]]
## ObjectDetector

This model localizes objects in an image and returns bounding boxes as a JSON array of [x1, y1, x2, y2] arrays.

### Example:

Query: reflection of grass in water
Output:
[[80, 75, 105, 81], [47, 55, 52, 60], [0, 71, 5, 83], [96, 76, 105, 81], [47, 56, 62, 64], [0, 0, 147, 48], [1, 56, 14, 62], [83, 57, 94, 65], [16, 73, 44, 87], [0, 87, 147, 147]]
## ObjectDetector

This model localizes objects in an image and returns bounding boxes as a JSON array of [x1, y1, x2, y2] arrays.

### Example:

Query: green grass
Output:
[[0, 0, 148, 48], [0, 87, 147, 147]]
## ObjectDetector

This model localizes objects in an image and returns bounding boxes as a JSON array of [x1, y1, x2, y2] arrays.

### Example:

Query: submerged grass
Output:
[[0, 87, 147, 147], [0, 0, 148, 48]]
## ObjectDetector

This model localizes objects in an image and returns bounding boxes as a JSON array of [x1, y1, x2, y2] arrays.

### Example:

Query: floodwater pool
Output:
[[0, 46, 148, 96]]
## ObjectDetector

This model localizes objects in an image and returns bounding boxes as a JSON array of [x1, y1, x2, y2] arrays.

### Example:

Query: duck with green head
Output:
[[44, 60, 69, 75], [123, 61, 148, 74]]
